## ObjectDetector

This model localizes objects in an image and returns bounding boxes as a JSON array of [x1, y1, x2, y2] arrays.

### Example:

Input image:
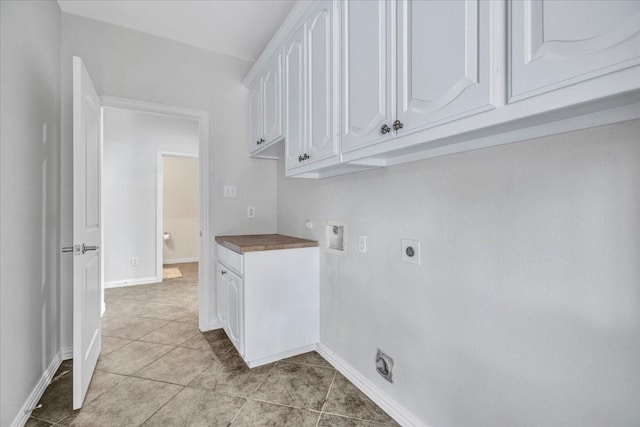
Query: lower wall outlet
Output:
[[376, 348, 394, 383], [131, 257, 139, 267]]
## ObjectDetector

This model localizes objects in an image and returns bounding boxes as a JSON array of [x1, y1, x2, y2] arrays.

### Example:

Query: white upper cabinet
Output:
[[341, 0, 394, 153], [262, 53, 283, 144], [510, 0, 640, 102], [284, 26, 306, 170], [342, 0, 494, 153], [248, 81, 263, 153], [285, 0, 339, 173], [396, 0, 493, 135], [248, 53, 283, 154], [305, 1, 339, 165], [245, 0, 639, 177]]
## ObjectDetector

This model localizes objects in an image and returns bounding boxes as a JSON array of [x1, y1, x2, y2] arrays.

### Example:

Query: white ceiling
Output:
[[57, 0, 296, 62]]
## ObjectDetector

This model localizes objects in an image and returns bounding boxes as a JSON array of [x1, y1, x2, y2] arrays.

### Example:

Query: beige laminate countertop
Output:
[[215, 234, 318, 253]]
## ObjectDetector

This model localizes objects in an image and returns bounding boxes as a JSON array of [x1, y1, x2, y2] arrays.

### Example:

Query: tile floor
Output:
[[27, 262, 398, 426]]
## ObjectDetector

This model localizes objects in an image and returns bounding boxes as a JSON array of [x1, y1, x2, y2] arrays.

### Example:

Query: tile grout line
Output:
[[316, 369, 337, 427], [134, 383, 186, 427], [227, 398, 249, 425], [248, 360, 279, 395]]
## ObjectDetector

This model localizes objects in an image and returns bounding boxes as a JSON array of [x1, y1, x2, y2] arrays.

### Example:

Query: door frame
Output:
[[101, 96, 211, 331], [157, 151, 199, 274]]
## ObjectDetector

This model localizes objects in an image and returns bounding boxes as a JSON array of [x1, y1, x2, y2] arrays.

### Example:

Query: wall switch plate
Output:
[[358, 235, 367, 253], [131, 257, 139, 267], [401, 239, 420, 265], [247, 206, 255, 218], [223, 185, 237, 198]]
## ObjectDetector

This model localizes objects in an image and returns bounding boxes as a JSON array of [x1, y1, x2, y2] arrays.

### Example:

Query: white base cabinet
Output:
[[216, 244, 319, 368]]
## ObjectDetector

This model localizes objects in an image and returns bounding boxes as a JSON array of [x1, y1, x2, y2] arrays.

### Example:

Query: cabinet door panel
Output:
[[341, 0, 394, 153], [248, 81, 262, 153], [397, 0, 493, 134], [262, 53, 283, 144], [216, 263, 227, 330], [284, 27, 306, 170], [510, 0, 640, 101], [226, 270, 243, 355], [306, 1, 338, 163]]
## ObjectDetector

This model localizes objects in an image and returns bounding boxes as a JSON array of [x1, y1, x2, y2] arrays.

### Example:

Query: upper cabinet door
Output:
[[341, 0, 394, 154], [284, 27, 306, 170], [248, 81, 263, 153], [306, 1, 338, 163], [396, 0, 493, 135], [510, 0, 640, 102], [262, 53, 283, 144]]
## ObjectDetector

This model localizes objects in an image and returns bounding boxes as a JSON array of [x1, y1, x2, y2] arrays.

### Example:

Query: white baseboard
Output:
[[316, 343, 424, 427], [204, 319, 222, 332], [104, 276, 160, 289], [163, 257, 198, 265], [248, 344, 316, 368], [61, 346, 73, 360], [10, 350, 63, 427]]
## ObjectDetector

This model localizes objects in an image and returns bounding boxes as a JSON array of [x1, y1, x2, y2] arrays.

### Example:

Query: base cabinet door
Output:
[[216, 263, 227, 332], [396, 0, 494, 135], [225, 269, 244, 355], [510, 0, 640, 102]]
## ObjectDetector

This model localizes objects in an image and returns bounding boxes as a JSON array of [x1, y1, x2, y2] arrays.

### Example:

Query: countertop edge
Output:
[[215, 234, 319, 253]]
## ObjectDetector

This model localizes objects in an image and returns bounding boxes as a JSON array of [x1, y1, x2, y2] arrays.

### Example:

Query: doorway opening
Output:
[[159, 153, 199, 291], [100, 96, 211, 332]]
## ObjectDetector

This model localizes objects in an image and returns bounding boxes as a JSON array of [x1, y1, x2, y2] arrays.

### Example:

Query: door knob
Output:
[[393, 120, 404, 131], [380, 124, 391, 135]]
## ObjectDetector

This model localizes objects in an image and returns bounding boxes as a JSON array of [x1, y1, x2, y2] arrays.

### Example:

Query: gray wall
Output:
[[0, 1, 61, 425], [277, 121, 640, 426], [102, 107, 199, 284], [59, 13, 278, 349]]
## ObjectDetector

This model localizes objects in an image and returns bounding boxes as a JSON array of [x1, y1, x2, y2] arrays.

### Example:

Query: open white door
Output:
[[72, 56, 102, 410]]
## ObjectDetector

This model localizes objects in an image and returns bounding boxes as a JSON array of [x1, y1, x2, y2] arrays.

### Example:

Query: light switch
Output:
[[223, 185, 237, 198]]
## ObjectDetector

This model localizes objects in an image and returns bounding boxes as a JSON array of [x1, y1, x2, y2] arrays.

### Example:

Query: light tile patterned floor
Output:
[[28, 262, 398, 426]]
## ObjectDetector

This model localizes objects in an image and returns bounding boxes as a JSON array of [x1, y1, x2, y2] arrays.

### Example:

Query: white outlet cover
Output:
[[247, 206, 255, 218], [401, 239, 420, 265], [358, 235, 367, 253], [223, 185, 237, 198]]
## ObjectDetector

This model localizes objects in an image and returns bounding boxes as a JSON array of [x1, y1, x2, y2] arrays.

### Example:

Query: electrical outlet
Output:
[[358, 235, 367, 253], [247, 206, 255, 218], [131, 257, 139, 267], [401, 239, 420, 265], [223, 185, 237, 198]]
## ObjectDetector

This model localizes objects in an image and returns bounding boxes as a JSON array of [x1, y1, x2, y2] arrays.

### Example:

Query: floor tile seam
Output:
[[246, 396, 324, 414], [134, 383, 185, 427], [29, 414, 59, 425], [181, 384, 252, 400], [319, 369, 338, 416], [247, 360, 279, 396], [228, 398, 249, 425], [132, 331, 200, 347], [116, 344, 177, 377], [130, 362, 212, 388], [100, 338, 176, 354]]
